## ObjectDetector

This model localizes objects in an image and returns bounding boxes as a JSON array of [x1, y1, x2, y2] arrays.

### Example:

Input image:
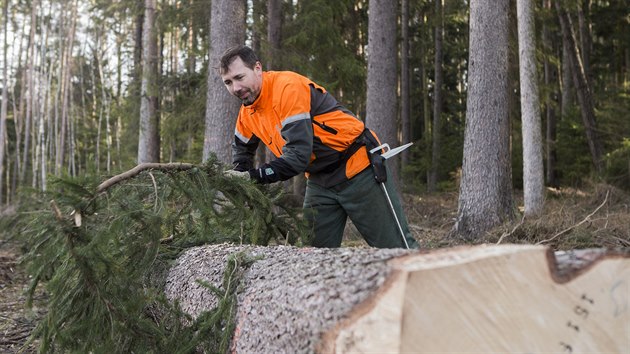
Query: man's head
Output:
[[219, 45, 263, 106]]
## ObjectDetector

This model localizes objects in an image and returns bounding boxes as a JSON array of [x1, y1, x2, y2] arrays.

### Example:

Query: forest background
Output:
[[0, 0, 629, 351], [0, 0, 626, 245]]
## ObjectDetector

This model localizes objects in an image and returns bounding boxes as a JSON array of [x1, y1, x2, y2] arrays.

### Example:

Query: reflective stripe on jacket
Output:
[[232, 71, 373, 187]]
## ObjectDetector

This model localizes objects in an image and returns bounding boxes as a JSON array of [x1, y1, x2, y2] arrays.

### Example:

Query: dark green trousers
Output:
[[303, 167, 419, 249]]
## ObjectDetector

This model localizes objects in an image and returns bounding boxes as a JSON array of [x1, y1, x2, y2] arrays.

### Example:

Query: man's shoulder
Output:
[[266, 70, 312, 87]]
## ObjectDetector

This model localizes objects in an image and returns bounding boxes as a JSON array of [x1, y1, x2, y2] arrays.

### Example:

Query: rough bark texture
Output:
[[138, 0, 160, 164], [164, 244, 411, 353], [453, 0, 514, 240], [164, 244, 629, 353], [517, 0, 544, 216], [366, 0, 400, 184], [266, 0, 282, 71], [202, 0, 246, 164]]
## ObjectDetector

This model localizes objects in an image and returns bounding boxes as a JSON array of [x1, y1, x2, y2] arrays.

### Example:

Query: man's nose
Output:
[[232, 81, 242, 93]]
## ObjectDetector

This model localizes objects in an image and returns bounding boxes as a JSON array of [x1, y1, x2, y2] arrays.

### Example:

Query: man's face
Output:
[[221, 57, 263, 106]]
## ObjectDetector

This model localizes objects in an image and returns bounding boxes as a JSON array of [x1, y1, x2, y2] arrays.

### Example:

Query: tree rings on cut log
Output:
[[164, 244, 629, 353]]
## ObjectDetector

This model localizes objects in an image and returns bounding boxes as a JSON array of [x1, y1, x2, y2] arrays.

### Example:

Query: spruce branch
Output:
[[10, 154, 308, 352]]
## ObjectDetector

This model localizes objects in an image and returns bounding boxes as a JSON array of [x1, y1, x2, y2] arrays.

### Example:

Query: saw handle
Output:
[[369, 143, 390, 155], [368, 151, 388, 183]]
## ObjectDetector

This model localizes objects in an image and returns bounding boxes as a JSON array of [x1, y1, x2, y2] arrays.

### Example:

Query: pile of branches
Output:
[[4, 156, 307, 353]]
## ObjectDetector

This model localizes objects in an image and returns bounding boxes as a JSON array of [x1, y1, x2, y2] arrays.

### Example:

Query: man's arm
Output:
[[248, 118, 313, 183], [232, 134, 260, 171]]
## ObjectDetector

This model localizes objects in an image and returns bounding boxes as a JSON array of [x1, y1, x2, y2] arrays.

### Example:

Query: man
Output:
[[220, 45, 418, 249]]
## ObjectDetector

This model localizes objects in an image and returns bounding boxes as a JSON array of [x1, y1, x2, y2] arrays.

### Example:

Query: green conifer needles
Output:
[[11, 156, 306, 352]]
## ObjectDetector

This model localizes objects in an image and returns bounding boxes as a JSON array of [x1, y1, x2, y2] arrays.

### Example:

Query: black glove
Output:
[[249, 164, 280, 184]]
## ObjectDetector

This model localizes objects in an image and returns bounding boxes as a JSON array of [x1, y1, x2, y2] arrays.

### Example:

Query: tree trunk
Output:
[[164, 244, 629, 353], [20, 0, 37, 185], [0, 0, 9, 205], [134, 0, 144, 92], [561, 34, 574, 117], [266, 0, 282, 71], [138, 0, 160, 163], [249, 0, 266, 169], [517, 0, 544, 216], [366, 0, 400, 185], [202, 0, 246, 164], [555, 0, 603, 174], [55, 0, 78, 176], [452, 0, 514, 240], [542, 0, 558, 188], [186, 0, 196, 74], [577, 0, 592, 86], [400, 0, 411, 167], [428, 0, 443, 193]]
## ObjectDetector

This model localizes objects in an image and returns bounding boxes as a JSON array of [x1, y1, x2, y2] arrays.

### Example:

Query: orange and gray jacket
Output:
[[232, 71, 378, 188]]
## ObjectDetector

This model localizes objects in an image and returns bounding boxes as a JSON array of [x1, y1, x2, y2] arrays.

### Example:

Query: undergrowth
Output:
[[2, 156, 307, 353]]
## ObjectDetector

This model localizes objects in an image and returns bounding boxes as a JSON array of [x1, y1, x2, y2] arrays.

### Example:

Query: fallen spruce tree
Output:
[[165, 243, 629, 353], [6, 158, 629, 353]]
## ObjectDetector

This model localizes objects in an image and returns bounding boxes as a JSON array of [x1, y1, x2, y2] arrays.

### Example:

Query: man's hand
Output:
[[224, 169, 250, 180]]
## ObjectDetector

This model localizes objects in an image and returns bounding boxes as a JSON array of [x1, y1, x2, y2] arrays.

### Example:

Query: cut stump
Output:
[[164, 244, 629, 353]]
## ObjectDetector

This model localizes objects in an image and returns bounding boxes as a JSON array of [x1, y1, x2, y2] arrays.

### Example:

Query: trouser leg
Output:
[[303, 181, 348, 247], [340, 168, 419, 249]]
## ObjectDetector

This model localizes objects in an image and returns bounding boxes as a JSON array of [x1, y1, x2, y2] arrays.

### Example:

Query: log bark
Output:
[[164, 244, 629, 353]]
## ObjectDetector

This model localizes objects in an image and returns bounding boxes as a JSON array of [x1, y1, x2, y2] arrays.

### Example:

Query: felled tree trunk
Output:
[[164, 244, 629, 353]]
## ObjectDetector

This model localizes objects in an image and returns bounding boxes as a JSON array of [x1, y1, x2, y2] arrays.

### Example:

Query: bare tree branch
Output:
[[537, 190, 609, 245], [96, 162, 195, 194]]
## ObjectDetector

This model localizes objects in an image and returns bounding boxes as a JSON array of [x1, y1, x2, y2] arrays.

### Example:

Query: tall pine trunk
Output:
[[366, 0, 399, 184], [542, 0, 558, 187], [266, 0, 281, 70], [452, 0, 514, 240], [0, 0, 8, 205], [428, 0, 443, 193], [517, 0, 544, 216], [138, 0, 160, 163], [400, 0, 411, 167], [202, 0, 246, 164]]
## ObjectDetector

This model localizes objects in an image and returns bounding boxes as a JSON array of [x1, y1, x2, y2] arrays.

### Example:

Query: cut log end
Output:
[[324, 244, 629, 353]]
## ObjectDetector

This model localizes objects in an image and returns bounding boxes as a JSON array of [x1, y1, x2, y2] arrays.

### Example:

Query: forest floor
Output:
[[1, 181, 629, 353]]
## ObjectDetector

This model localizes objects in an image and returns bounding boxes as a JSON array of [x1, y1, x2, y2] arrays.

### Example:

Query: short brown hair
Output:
[[219, 45, 260, 74]]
